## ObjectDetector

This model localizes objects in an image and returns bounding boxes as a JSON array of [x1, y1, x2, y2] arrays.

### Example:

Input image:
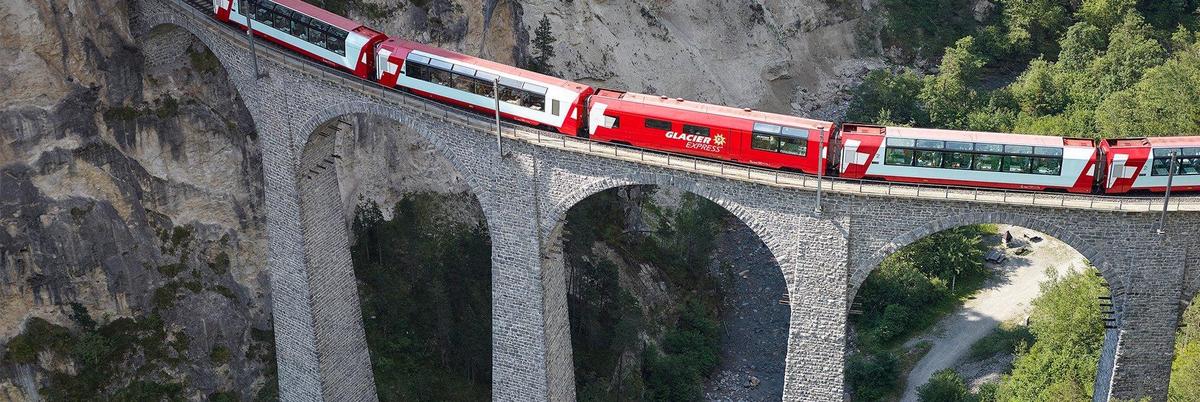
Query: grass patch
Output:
[[187, 46, 221, 75], [157, 263, 187, 278], [968, 322, 1034, 362]]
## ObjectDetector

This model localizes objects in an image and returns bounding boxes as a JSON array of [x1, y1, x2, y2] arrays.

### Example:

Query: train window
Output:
[[914, 150, 943, 168], [944, 152, 973, 169], [499, 85, 523, 105], [469, 77, 492, 96], [1032, 157, 1062, 175], [781, 126, 809, 140], [1152, 158, 1174, 176], [779, 137, 807, 156], [973, 154, 1001, 171], [523, 82, 549, 94], [753, 122, 782, 135], [1153, 148, 1178, 157], [600, 115, 619, 129], [1003, 155, 1032, 173], [1182, 158, 1200, 175], [915, 139, 944, 149], [683, 125, 710, 137], [523, 92, 545, 111], [946, 141, 972, 151], [474, 70, 498, 82], [884, 148, 914, 166], [645, 119, 672, 131], [1004, 145, 1034, 155], [1034, 147, 1063, 156], [407, 63, 430, 81], [975, 143, 1003, 153], [552, 100, 560, 116], [452, 64, 476, 76], [886, 138, 916, 148], [431, 68, 452, 87], [451, 72, 475, 93], [751, 134, 779, 152], [408, 54, 431, 65], [1184, 147, 1200, 156], [429, 59, 454, 70]]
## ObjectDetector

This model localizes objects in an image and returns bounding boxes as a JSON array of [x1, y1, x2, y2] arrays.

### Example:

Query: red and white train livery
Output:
[[374, 39, 594, 135], [207, 0, 1200, 196], [838, 125, 1098, 193], [214, 0, 386, 78], [1102, 136, 1200, 193], [587, 90, 833, 174]]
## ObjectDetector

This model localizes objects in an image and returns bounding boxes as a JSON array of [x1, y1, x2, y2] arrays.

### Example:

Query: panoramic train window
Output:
[[1032, 157, 1062, 175], [683, 125, 710, 137], [646, 118, 672, 131], [1152, 148, 1200, 176], [944, 152, 973, 169], [973, 154, 1001, 171], [244, 0, 348, 56], [1003, 155, 1032, 173], [885, 148, 915, 166], [914, 150, 943, 168], [404, 57, 549, 112]]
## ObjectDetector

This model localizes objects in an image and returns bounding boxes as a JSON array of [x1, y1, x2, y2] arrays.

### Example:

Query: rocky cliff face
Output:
[[0, 0, 272, 399]]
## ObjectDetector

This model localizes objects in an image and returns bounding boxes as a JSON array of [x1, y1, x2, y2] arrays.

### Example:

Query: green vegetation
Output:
[[917, 369, 973, 402], [529, 15, 557, 74], [566, 188, 729, 401], [1169, 291, 1200, 399], [847, 225, 995, 400], [351, 193, 492, 401], [311, 0, 393, 20], [858, 1, 1200, 139], [3, 305, 194, 401], [187, 46, 221, 76], [990, 268, 1108, 400], [967, 322, 1034, 362]]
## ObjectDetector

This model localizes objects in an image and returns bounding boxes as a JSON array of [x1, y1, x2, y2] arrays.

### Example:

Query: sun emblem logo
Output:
[[713, 134, 727, 146]]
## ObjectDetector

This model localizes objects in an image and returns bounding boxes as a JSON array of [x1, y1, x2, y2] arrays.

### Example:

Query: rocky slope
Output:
[[0, 0, 272, 399]]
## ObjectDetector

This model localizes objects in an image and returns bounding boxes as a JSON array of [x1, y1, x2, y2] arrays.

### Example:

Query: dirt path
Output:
[[702, 221, 790, 401], [898, 226, 1086, 402]]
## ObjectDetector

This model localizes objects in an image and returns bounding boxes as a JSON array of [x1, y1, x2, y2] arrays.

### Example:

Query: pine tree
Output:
[[531, 15, 556, 74]]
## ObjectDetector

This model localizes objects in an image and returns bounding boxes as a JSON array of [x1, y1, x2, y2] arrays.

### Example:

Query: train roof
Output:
[[1106, 136, 1200, 148], [384, 38, 591, 94], [864, 125, 1094, 148], [270, 0, 379, 33], [594, 90, 832, 131]]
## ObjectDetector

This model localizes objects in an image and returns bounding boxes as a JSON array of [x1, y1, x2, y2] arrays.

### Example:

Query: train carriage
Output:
[[374, 39, 594, 135], [586, 90, 834, 174], [214, 0, 386, 78], [838, 124, 1098, 193], [1101, 136, 1200, 193]]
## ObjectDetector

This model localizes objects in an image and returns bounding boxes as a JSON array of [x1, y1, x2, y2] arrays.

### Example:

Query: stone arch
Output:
[[135, 10, 253, 91], [542, 172, 796, 400], [544, 174, 792, 269], [849, 212, 1118, 305]]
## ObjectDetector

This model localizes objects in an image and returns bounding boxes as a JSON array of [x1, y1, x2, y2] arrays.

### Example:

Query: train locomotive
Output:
[[213, 0, 1200, 195]]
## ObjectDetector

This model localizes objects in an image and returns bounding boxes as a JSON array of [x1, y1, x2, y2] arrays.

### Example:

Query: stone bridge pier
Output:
[[129, 0, 1200, 400]]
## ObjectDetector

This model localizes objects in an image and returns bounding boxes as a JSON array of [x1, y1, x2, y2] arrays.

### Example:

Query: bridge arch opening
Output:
[[847, 220, 1116, 402], [296, 112, 493, 400], [545, 183, 790, 401]]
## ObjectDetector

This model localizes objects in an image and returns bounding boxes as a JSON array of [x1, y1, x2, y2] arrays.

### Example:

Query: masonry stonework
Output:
[[132, 1, 1199, 400]]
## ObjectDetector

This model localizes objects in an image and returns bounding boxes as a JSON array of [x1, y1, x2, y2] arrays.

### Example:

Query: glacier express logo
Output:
[[665, 131, 725, 152]]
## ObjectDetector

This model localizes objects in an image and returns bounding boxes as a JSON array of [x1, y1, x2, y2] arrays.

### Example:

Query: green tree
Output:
[[1056, 22, 1106, 69], [846, 69, 928, 125], [995, 268, 1107, 401], [1086, 13, 1166, 98], [1001, 0, 1073, 55], [530, 15, 556, 74], [1169, 291, 1200, 400], [1076, 0, 1138, 31], [1010, 58, 1067, 116], [917, 369, 974, 402], [921, 37, 988, 128], [1096, 41, 1200, 137]]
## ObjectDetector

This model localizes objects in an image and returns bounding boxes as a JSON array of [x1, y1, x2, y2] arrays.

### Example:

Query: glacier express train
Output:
[[212, 0, 1200, 195]]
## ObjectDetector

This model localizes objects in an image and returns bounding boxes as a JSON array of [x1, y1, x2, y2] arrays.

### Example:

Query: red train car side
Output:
[[1102, 136, 1200, 193], [586, 90, 834, 174]]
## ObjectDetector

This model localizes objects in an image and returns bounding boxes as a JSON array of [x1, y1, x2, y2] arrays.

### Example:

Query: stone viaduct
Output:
[[131, 0, 1200, 400]]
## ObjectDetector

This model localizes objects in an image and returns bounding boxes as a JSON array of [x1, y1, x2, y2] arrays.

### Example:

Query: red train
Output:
[[213, 0, 1200, 195]]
